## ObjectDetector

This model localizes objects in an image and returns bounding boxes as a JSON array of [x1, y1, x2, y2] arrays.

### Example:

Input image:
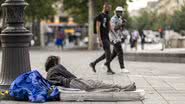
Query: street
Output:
[[0, 0, 185, 103], [1, 50, 185, 104]]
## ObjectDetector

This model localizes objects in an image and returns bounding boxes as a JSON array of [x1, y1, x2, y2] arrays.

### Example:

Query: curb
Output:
[[125, 52, 185, 63]]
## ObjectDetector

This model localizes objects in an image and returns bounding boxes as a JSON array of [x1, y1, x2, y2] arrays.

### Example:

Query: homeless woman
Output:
[[45, 56, 136, 92]]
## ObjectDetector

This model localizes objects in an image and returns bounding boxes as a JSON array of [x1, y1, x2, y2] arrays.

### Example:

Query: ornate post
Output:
[[0, 0, 32, 90]]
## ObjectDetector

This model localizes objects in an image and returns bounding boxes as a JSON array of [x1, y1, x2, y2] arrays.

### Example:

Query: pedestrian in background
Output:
[[131, 30, 139, 51], [55, 28, 65, 50], [158, 28, 165, 51], [45, 26, 53, 46], [139, 30, 145, 50], [90, 3, 115, 75], [108, 6, 129, 73]]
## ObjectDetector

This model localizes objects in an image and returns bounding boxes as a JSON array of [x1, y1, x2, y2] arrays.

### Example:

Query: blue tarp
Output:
[[9, 70, 60, 103]]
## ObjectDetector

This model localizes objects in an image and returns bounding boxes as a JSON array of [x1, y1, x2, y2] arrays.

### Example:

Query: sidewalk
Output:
[[1, 50, 185, 104], [30, 43, 185, 53], [30, 43, 185, 63]]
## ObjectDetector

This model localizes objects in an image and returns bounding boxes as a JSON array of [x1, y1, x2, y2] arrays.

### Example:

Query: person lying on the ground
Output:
[[45, 56, 136, 92]]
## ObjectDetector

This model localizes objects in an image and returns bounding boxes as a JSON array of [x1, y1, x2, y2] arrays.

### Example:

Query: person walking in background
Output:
[[139, 30, 145, 50], [55, 28, 65, 50], [129, 30, 133, 49], [108, 6, 129, 73], [158, 28, 165, 51], [89, 3, 115, 75], [131, 30, 139, 51], [45, 25, 53, 46]]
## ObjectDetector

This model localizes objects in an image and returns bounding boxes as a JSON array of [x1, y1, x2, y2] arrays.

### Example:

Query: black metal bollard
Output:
[[0, 0, 32, 90]]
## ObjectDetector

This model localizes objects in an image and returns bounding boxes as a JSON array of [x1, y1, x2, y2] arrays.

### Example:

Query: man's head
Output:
[[115, 6, 124, 17], [45, 56, 60, 72], [103, 2, 112, 14]]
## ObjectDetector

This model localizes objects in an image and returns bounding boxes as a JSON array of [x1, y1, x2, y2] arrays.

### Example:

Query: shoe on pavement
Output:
[[121, 68, 129, 73], [107, 70, 115, 75], [89, 62, 96, 73]]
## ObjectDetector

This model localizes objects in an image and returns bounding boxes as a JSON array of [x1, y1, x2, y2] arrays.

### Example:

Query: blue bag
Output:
[[10, 70, 60, 103]]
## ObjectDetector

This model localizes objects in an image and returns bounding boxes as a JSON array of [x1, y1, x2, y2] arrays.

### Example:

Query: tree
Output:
[[88, 0, 97, 50], [172, 6, 185, 32], [24, 0, 58, 46], [63, 0, 132, 24], [25, 0, 58, 21], [130, 10, 172, 31]]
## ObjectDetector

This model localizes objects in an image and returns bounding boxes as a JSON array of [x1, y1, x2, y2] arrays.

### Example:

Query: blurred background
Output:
[[0, 0, 184, 51]]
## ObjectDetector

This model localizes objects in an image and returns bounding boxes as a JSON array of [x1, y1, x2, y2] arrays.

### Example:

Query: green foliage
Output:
[[0, 0, 57, 20], [172, 6, 185, 32], [130, 10, 172, 31], [63, 0, 131, 24], [63, 0, 88, 24], [129, 6, 185, 32], [25, 0, 58, 20]]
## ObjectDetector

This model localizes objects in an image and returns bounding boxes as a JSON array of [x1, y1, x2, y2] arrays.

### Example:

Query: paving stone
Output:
[[161, 93, 185, 101], [117, 101, 143, 104], [168, 101, 185, 104]]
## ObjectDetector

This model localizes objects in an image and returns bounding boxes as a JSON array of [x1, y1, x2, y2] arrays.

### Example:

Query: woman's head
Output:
[[45, 56, 60, 72]]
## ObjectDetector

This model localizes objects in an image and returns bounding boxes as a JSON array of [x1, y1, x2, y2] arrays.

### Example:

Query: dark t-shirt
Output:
[[97, 13, 110, 41]]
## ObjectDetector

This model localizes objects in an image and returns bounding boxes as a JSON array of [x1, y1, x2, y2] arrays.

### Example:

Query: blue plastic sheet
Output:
[[10, 70, 60, 103]]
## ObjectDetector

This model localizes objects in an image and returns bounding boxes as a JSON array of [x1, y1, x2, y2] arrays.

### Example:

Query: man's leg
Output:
[[109, 46, 117, 63], [114, 43, 125, 69], [103, 40, 115, 74], [93, 54, 106, 65], [70, 79, 136, 91], [90, 53, 106, 72]]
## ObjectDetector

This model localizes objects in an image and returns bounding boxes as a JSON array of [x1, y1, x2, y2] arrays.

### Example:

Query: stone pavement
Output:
[[30, 44, 185, 63], [1, 50, 185, 104]]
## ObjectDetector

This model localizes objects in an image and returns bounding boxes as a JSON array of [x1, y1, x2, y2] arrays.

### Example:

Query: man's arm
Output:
[[96, 21, 102, 46]]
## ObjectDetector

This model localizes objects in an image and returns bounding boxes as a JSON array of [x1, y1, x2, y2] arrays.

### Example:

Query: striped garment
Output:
[[70, 78, 124, 92]]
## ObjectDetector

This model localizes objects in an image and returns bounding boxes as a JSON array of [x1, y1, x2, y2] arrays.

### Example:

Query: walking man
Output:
[[158, 28, 165, 51], [139, 29, 145, 50], [131, 30, 139, 51], [109, 6, 129, 73], [90, 3, 115, 75]]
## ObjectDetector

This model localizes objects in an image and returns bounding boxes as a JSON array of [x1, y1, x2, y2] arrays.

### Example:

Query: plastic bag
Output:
[[10, 70, 60, 103]]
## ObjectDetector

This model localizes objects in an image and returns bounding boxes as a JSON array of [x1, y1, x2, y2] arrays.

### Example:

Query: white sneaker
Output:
[[121, 69, 129, 73]]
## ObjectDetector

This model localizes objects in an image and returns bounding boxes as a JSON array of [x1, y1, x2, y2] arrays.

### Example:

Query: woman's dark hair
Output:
[[45, 56, 59, 72]]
